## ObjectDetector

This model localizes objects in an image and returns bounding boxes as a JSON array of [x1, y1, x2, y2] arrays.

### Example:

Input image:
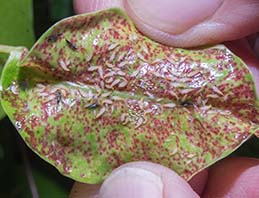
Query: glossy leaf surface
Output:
[[1, 9, 259, 183]]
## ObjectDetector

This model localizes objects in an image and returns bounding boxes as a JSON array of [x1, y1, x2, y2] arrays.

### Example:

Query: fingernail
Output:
[[125, 0, 223, 34], [99, 167, 163, 198]]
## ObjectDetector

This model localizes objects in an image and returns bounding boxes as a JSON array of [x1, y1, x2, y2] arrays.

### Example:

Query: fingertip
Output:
[[203, 157, 259, 198], [189, 169, 208, 196], [74, 0, 258, 47], [124, 0, 259, 47], [99, 166, 163, 198], [73, 0, 89, 14], [73, 0, 123, 14], [99, 162, 199, 198]]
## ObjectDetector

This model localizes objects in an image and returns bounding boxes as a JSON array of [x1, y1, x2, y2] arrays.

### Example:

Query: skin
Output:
[[70, 0, 259, 197]]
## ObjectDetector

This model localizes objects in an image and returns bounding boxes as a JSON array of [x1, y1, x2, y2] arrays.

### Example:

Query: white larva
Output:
[[130, 70, 139, 78], [43, 94, 56, 102], [36, 83, 45, 89], [169, 90, 179, 100], [129, 34, 138, 41], [59, 59, 70, 71], [105, 84, 113, 89], [118, 80, 128, 88], [86, 51, 93, 62], [211, 85, 224, 95], [103, 99, 113, 105], [88, 65, 101, 72], [79, 90, 89, 98], [144, 109, 153, 115], [200, 105, 211, 112], [100, 81, 105, 89], [101, 92, 112, 98], [108, 43, 119, 51], [206, 94, 219, 98], [105, 77, 114, 84], [104, 71, 116, 79], [111, 105, 115, 113], [186, 160, 192, 165], [96, 107, 106, 118], [111, 96, 123, 101], [117, 71, 126, 76], [106, 62, 114, 68], [111, 79, 121, 87], [152, 58, 162, 64], [137, 53, 146, 62], [163, 103, 176, 108], [60, 89, 68, 97], [109, 51, 116, 62], [142, 45, 149, 54], [120, 113, 128, 122], [186, 70, 200, 78], [180, 89, 193, 94], [37, 92, 50, 97], [50, 87, 61, 94], [98, 67, 104, 79], [187, 153, 196, 158], [71, 89, 79, 97], [170, 147, 178, 156], [118, 61, 128, 68], [135, 117, 145, 128], [117, 52, 126, 62], [152, 71, 162, 78], [10, 84, 19, 95]]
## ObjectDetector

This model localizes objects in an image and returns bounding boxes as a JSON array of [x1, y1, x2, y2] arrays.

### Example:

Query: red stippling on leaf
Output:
[[1, 8, 259, 184]]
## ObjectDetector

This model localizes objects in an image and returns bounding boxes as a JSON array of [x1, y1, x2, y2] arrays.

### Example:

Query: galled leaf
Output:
[[1, 8, 259, 183]]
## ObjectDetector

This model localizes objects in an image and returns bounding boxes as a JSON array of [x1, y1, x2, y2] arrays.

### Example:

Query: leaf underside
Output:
[[1, 8, 259, 184]]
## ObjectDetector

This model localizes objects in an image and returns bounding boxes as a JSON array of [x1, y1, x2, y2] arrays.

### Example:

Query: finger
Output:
[[74, 0, 259, 48], [188, 169, 208, 196], [255, 34, 259, 58], [73, 0, 123, 14], [203, 157, 259, 198], [69, 162, 203, 198], [125, 0, 259, 47], [99, 161, 199, 198]]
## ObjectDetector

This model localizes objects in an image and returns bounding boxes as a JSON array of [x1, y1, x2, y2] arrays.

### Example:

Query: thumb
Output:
[[99, 162, 199, 198], [74, 0, 259, 48], [125, 0, 259, 47]]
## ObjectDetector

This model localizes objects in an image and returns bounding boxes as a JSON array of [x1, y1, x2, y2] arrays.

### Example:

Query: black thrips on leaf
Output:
[[47, 33, 62, 42], [180, 101, 193, 107], [56, 91, 62, 105], [66, 39, 77, 50], [86, 103, 100, 109]]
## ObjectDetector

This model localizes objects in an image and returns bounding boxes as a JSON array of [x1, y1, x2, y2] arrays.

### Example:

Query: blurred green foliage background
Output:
[[0, 1, 74, 197], [0, 0, 259, 198]]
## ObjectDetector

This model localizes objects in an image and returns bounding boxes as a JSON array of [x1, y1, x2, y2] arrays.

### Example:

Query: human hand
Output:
[[74, 0, 259, 92], [71, 0, 259, 197], [70, 158, 259, 197]]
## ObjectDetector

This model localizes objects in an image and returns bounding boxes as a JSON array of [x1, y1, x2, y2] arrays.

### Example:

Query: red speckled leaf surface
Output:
[[1, 8, 259, 184]]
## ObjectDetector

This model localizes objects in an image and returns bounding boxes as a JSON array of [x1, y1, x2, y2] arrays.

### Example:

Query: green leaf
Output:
[[0, 0, 34, 47], [0, 0, 35, 119], [1, 8, 259, 184]]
